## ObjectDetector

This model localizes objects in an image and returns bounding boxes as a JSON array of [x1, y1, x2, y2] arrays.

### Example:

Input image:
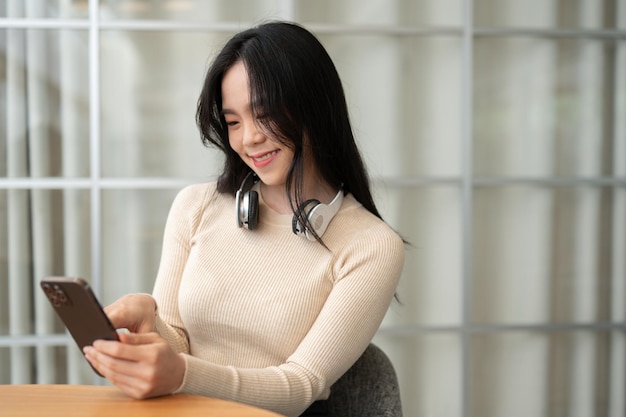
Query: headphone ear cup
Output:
[[292, 199, 320, 236], [291, 189, 344, 240], [236, 172, 259, 230], [246, 190, 259, 230]]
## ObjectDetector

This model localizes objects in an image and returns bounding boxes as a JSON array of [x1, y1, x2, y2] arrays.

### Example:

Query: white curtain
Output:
[[5, 0, 34, 384]]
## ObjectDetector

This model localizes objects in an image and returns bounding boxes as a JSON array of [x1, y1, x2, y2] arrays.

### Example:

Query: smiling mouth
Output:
[[251, 150, 279, 163]]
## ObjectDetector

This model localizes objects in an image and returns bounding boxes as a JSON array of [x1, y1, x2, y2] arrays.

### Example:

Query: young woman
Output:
[[84, 21, 405, 417]]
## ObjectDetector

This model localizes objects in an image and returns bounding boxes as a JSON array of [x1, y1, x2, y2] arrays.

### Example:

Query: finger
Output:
[[103, 294, 156, 333], [84, 348, 153, 399], [117, 332, 161, 345], [84, 345, 129, 369], [91, 333, 158, 353], [103, 304, 130, 328], [84, 345, 143, 378], [89, 339, 139, 363], [83, 346, 106, 376], [84, 345, 141, 386], [91, 334, 163, 364]]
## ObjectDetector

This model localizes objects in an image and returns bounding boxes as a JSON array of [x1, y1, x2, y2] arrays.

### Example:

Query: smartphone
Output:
[[40, 277, 119, 376]]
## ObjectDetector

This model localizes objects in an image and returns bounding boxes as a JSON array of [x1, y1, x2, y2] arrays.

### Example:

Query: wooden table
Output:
[[0, 384, 283, 417]]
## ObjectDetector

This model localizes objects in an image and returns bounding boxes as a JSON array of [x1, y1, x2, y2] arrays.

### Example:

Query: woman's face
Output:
[[221, 61, 294, 189]]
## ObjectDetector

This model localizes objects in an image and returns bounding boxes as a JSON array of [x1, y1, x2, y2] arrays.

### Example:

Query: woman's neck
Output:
[[260, 179, 337, 215]]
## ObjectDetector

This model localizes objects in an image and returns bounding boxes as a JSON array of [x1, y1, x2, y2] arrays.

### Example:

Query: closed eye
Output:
[[220, 108, 240, 128]]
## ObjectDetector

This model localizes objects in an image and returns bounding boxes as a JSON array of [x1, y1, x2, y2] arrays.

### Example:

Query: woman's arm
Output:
[[152, 184, 211, 352], [84, 184, 211, 398]]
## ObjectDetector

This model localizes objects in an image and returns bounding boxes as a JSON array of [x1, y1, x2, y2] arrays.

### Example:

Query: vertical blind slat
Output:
[[7, 0, 33, 384]]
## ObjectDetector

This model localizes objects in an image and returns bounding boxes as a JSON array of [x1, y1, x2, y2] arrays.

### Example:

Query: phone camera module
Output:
[[43, 284, 72, 308]]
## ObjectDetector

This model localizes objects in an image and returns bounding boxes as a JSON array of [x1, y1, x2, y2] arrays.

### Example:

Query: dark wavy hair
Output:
[[196, 21, 383, 224]]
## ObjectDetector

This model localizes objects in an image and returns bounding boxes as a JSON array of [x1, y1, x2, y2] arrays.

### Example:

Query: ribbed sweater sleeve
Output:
[[151, 182, 405, 417]]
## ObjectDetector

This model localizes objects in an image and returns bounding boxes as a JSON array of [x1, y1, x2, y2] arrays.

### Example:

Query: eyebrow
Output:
[[220, 108, 237, 117], [220, 101, 263, 118]]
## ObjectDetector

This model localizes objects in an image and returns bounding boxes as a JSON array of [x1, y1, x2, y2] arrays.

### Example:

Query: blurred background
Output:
[[0, 1, 625, 416]]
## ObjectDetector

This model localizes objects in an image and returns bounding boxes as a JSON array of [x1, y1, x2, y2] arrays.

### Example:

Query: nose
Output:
[[242, 120, 265, 146]]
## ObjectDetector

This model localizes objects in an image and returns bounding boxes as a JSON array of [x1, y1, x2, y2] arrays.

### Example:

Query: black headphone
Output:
[[236, 172, 344, 241]]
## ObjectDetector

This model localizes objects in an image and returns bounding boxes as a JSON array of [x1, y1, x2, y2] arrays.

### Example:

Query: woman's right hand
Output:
[[104, 294, 157, 334]]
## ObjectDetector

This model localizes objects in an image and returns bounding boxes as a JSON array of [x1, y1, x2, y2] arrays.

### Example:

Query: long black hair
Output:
[[196, 21, 383, 222]]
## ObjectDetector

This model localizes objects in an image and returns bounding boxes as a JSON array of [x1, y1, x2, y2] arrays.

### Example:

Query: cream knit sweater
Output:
[[151, 182, 404, 416]]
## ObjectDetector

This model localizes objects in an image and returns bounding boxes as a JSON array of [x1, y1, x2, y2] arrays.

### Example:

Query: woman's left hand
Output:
[[83, 332, 186, 399]]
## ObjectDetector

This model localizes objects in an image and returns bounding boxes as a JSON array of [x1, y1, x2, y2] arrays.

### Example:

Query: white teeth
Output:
[[253, 151, 277, 161]]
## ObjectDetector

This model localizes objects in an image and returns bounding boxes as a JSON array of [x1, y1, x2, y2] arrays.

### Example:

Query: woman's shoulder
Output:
[[175, 181, 218, 200], [170, 181, 225, 215], [329, 194, 405, 281], [339, 194, 397, 230], [334, 194, 405, 250], [165, 181, 230, 235]]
